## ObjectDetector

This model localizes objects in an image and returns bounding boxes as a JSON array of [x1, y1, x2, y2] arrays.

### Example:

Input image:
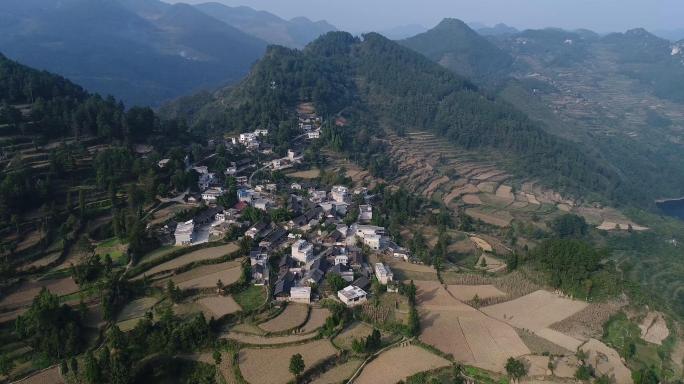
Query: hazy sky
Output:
[[172, 0, 683, 33]]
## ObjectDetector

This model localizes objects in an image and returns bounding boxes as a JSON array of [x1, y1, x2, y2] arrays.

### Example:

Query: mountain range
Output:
[[0, 0, 336, 106]]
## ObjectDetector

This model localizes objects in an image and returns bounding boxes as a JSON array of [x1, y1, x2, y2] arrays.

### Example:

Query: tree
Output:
[[0, 353, 14, 376], [326, 273, 348, 292], [550, 214, 588, 239], [505, 357, 527, 383], [289, 353, 305, 379], [213, 349, 222, 366]]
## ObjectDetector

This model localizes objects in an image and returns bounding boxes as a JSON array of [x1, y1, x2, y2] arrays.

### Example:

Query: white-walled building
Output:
[[331, 186, 349, 203], [290, 286, 311, 304], [374, 263, 394, 285], [201, 188, 223, 203], [359, 205, 373, 222], [337, 285, 367, 307], [291, 239, 314, 263], [174, 220, 195, 246]]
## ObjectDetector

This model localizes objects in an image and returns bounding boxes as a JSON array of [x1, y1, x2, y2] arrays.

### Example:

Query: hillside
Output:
[[400, 19, 513, 83], [194, 2, 336, 48], [172, 32, 625, 204], [398, 21, 684, 206], [0, 0, 268, 106]]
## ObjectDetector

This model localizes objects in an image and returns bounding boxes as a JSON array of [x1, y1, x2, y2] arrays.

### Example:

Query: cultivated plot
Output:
[[138, 242, 239, 277], [354, 345, 450, 384], [259, 303, 309, 333]]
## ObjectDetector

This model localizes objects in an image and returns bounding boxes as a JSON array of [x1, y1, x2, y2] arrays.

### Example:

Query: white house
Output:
[[158, 158, 171, 168], [291, 239, 314, 263], [309, 190, 327, 203], [201, 188, 224, 203], [290, 286, 311, 304], [239, 132, 257, 144], [174, 220, 195, 246], [359, 205, 373, 222], [356, 225, 386, 250], [253, 199, 272, 211], [337, 285, 367, 307], [193, 166, 209, 175], [225, 163, 237, 176], [307, 130, 320, 139], [331, 186, 349, 203], [334, 253, 348, 266], [374, 263, 394, 285], [254, 129, 269, 137]]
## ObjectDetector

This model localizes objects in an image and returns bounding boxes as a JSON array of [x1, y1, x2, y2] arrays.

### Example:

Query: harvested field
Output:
[[18, 252, 61, 271], [416, 281, 530, 372], [462, 194, 483, 205], [16, 230, 43, 252], [168, 261, 243, 290], [0, 277, 79, 310], [287, 168, 321, 179], [550, 301, 623, 341], [238, 340, 337, 384], [197, 295, 241, 318], [259, 303, 309, 333], [137, 245, 176, 264], [139, 242, 239, 276], [223, 331, 317, 345], [465, 208, 512, 227], [333, 322, 375, 350], [446, 285, 506, 302], [597, 221, 648, 231], [301, 307, 330, 333], [477, 182, 498, 194], [469, 236, 493, 252], [384, 259, 438, 281], [444, 184, 479, 205], [441, 269, 541, 300], [13, 366, 64, 384], [476, 254, 506, 273], [580, 339, 633, 384], [522, 355, 551, 377], [149, 203, 195, 226], [495, 185, 515, 201], [517, 329, 571, 355], [525, 193, 540, 205], [639, 311, 669, 345], [355, 345, 450, 384], [482, 290, 587, 350], [218, 351, 238, 384], [312, 359, 362, 384], [116, 297, 157, 322]]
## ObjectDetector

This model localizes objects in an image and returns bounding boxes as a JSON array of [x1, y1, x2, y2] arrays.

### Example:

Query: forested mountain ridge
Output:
[[399, 20, 684, 206], [400, 18, 514, 84], [0, 0, 268, 106], [194, 2, 337, 48], [171, 32, 626, 204]]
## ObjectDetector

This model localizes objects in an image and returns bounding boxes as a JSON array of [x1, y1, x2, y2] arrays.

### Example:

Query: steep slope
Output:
[[194, 2, 336, 48], [399, 19, 513, 84], [177, 32, 623, 203], [0, 0, 267, 106]]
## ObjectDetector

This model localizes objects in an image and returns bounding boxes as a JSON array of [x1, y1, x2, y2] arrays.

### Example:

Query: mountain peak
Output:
[[435, 18, 473, 32]]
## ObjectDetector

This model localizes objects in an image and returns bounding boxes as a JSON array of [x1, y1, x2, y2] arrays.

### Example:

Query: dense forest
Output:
[[175, 32, 626, 205]]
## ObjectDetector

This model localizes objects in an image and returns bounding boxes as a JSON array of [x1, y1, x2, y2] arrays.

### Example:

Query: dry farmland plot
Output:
[[462, 194, 483, 205], [139, 242, 239, 276], [116, 297, 158, 322], [259, 303, 309, 333], [13, 366, 64, 384], [301, 307, 330, 333], [465, 208, 513, 227], [198, 295, 241, 318], [0, 277, 79, 310], [446, 285, 506, 302], [482, 290, 587, 351], [550, 301, 623, 341], [334, 322, 376, 350], [223, 331, 317, 345], [18, 251, 61, 271], [354, 345, 450, 384], [312, 359, 362, 384], [415, 281, 530, 372], [165, 260, 243, 290], [469, 236, 493, 252], [287, 168, 321, 179], [238, 340, 337, 384]]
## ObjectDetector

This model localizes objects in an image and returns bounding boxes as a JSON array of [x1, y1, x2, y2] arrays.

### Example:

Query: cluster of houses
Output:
[[298, 110, 322, 140]]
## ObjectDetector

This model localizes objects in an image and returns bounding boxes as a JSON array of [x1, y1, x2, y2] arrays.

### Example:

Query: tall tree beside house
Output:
[[505, 357, 528, 383]]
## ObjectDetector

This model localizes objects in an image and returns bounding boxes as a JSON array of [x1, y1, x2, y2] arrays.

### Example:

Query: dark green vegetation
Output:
[[0, 0, 268, 106], [400, 18, 513, 84], [194, 2, 336, 49], [402, 19, 684, 207], [172, 31, 620, 203]]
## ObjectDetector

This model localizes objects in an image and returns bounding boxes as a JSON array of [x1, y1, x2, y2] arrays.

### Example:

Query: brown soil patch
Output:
[[238, 340, 337, 384], [259, 303, 309, 333], [462, 194, 483, 205], [580, 339, 633, 384], [477, 182, 498, 193], [311, 359, 362, 384], [301, 307, 330, 333], [446, 285, 506, 302], [465, 208, 513, 227], [13, 366, 63, 384], [0, 278, 79, 310], [168, 261, 242, 290], [482, 290, 587, 351], [550, 301, 623, 341], [639, 311, 669, 345], [415, 281, 530, 372], [224, 331, 317, 345], [198, 295, 241, 318], [495, 185, 515, 201], [138, 242, 239, 277], [355, 345, 450, 384], [287, 168, 321, 179], [116, 297, 157, 322], [476, 254, 507, 273], [469, 236, 493, 252], [333, 322, 375, 350]]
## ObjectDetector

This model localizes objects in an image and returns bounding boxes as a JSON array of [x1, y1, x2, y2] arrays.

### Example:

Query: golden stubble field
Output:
[[354, 345, 450, 384], [415, 281, 530, 373]]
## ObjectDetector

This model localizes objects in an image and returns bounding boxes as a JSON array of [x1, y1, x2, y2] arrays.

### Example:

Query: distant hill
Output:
[[399, 19, 513, 84], [0, 0, 268, 106], [171, 32, 626, 202], [477, 23, 519, 36], [378, 24, 429, 40], [194, 2, 336, 48]]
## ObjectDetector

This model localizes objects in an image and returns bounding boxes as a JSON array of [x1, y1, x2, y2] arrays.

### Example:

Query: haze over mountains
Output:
[[0, 0, 335, 106]]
